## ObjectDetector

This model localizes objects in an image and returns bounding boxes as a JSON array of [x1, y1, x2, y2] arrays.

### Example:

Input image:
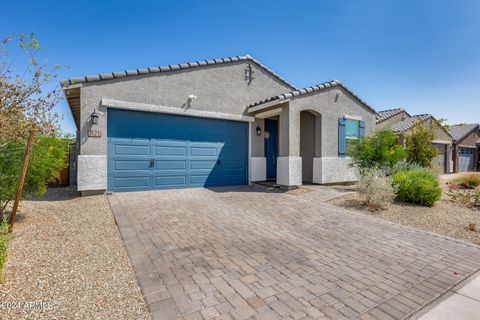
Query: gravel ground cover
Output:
[[0, 187, 150, 319], [329, 174, 480, 245]]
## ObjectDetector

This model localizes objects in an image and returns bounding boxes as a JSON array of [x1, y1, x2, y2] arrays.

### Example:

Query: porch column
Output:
[[312, 112, 323, 184], [250, 118, 266, 182], [277, 105, 302, 186]]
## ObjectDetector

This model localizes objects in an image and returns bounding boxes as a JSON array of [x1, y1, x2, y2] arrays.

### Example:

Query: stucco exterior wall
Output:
[[79, 61, 292, 156], [403, 120, 453, 144], [458, 128, 480, 148], [287, 87, 376, 158], [250, 118, 265, 157]]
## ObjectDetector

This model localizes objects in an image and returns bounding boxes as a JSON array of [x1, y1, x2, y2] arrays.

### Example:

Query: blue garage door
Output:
[[107, 109, 248, 192]]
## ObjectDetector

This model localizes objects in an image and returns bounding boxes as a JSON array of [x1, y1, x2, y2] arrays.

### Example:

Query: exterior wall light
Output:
[[256, 126, 262, 136], [90, 109, 99, 125]]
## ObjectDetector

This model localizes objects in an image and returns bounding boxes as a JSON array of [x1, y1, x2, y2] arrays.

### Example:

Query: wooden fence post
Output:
[[8, 125, 35, 233]]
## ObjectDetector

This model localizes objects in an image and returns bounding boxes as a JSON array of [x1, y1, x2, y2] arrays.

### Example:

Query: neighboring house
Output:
[[62, 55, 376, 194], [376, 109, 454, 173], [448, 123, 480, 172]]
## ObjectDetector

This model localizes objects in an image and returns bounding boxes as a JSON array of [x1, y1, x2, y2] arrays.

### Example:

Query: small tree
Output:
[[350, 128, 406, 171], [1, 33, 62, 140], [0, 33, 65, 224], [405, 124, 438, 168]]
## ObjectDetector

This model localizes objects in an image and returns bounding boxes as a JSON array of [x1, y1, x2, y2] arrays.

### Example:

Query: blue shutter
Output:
[[338, 118, 346, 158], [359, 120, 366, 137]]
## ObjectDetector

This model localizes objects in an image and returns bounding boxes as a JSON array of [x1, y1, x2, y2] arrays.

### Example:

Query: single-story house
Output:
[[376, 109, 454, 173], [62, 55, 377, 195], [448, 123, 480, 172]]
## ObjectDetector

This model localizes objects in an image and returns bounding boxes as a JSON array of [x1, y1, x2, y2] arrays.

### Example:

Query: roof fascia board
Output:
[[255, 107, 283, 119], [248, 98, 289, 113]]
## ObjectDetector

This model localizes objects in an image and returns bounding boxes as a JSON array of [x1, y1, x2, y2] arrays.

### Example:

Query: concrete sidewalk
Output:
[[415, 272, 480, 320]]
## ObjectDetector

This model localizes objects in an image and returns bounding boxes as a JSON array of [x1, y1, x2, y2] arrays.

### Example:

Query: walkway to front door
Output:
[[109, 186, 480, 320]]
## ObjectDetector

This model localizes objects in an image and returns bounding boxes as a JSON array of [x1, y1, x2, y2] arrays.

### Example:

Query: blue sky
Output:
[[2, 0, 480, 133]]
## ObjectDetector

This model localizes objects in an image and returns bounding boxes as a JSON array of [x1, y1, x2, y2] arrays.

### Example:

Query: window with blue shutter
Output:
[[344, 118, 364, 156], [338, 118, 346, 157], [359, 120, 366, 137]]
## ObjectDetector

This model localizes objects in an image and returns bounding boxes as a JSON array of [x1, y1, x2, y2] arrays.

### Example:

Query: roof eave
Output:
[[61, 55, 297, 91], [248, 80, 376, 115]]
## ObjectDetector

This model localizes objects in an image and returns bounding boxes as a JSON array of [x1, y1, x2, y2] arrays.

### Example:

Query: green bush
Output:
[[0, 218, 8, 283], [392, 168, 442, 207], [0, 135, 69, 217], [350, 128, 406, 170]]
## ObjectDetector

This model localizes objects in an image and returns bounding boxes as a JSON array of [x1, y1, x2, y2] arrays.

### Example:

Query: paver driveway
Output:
[[108, 185, 480, 320]]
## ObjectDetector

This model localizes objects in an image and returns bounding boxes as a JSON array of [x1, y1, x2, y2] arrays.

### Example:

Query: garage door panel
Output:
[[155, 160, 187, 170], [114, 176, 151, 189], [190, 160, 217, 170], [155, 146, 187, 156], [114, 144, 151, 156], [154, 170, 189, 177], [114, 160, 151, 171], [155, 176, 187, 187], [190, 175, 209, 185], [108, 109, 248, 192], [459, 148, 475, 172], [190, 146, 219, 156]]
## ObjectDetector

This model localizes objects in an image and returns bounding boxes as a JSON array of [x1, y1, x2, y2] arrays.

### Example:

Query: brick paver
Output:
[[108, 185, 480, 320]]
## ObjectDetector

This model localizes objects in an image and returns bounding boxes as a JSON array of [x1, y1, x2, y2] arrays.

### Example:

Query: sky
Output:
[[2, 0, 480, 134]]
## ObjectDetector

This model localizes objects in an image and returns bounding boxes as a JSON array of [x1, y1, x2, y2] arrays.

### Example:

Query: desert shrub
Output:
[[447, 189, 480, 208], [392, 168, 442, 207], [357, 167, 398, 209], [0, 217, 8, 282], [350, 128, 406, 171], [452, 173, 480, 189]]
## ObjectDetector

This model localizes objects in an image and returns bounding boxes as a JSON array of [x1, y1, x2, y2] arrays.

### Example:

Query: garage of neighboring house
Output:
[[432, 143, 450, 173], [448, 123, 480, 173], [107, 109, 249, 192]]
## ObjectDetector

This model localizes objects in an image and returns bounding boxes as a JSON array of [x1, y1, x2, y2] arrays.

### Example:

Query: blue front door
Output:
[[264, 119, 278, 179], [107, 109, 248, 192]]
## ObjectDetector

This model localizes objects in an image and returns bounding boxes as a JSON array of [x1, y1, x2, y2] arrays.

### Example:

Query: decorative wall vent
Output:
[[244, 64, 254, 85]]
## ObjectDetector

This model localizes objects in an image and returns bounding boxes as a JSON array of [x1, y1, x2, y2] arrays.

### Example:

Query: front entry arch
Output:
[[300, 110, 321, 183]]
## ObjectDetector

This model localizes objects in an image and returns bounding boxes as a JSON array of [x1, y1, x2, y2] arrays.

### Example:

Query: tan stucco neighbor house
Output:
[[448, 123, 480, 172], [62, 55, 377, 194], [376, 108, 454, 173]]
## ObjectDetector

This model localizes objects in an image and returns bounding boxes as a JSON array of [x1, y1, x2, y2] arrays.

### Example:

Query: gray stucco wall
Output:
[[458, 128, 480, 148], [285, 87, 377, 158], [79, 61, 292, 156], [403, 119, 453, 143], [251, 118, 265, 157]]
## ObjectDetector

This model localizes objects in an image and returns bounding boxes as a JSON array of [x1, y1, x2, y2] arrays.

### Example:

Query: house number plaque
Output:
[[87, 130, 102, 138]]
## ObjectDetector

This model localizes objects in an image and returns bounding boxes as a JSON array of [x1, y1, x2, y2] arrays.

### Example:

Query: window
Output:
[[345, 119, 360, 156]]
